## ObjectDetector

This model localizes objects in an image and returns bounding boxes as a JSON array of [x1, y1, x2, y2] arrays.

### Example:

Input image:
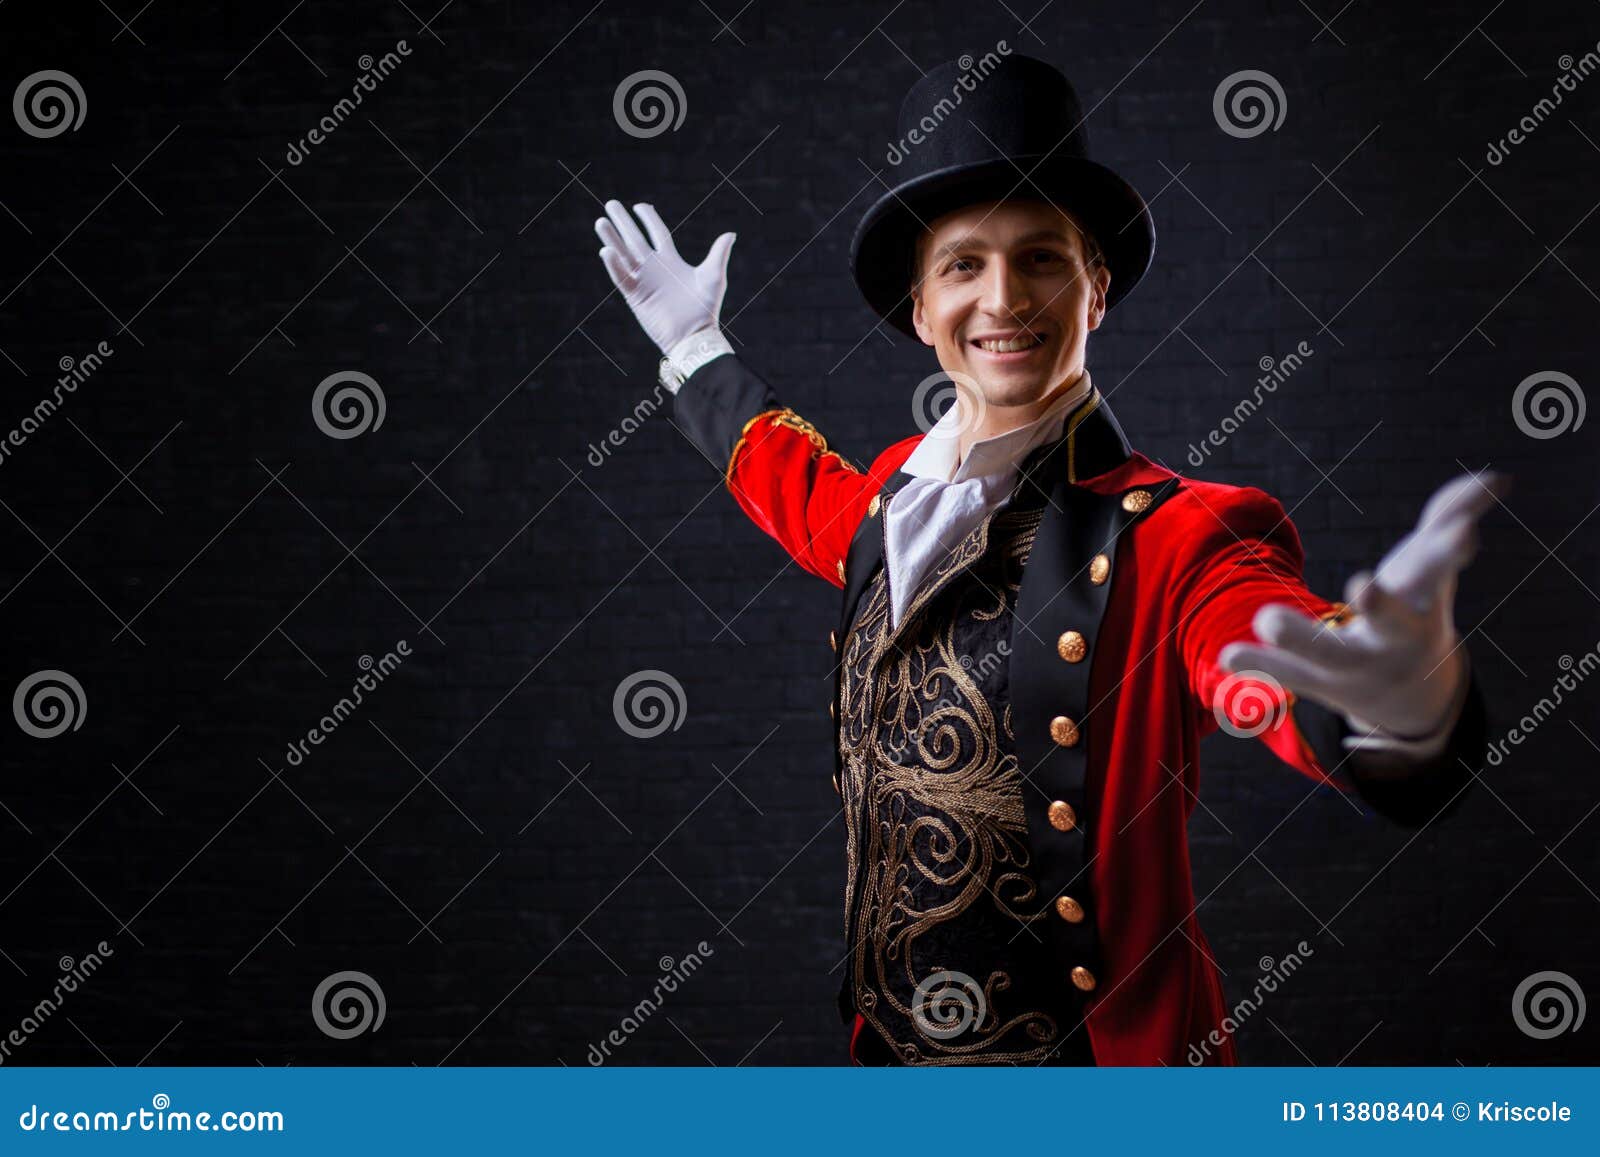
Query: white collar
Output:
[[899, 369, 1095, 483]]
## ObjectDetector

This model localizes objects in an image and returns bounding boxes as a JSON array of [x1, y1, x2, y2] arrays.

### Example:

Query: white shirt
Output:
[[883, 371, 1094, 630]]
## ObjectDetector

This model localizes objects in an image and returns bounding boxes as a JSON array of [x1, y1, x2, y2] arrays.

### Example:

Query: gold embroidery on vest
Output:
[[838, 501, 1071, 1064]]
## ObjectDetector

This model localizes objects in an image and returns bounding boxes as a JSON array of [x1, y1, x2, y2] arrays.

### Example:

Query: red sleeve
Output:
[[670, 354, 920, 588], [1169, 483, 1352, 785], [727, 411, 918, 587]]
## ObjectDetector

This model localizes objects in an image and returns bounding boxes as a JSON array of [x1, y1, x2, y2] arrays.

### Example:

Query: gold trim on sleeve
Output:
[[725, 408, 785, 486], [725, 406, 861, 487], [1318, 601, 1354, 627]]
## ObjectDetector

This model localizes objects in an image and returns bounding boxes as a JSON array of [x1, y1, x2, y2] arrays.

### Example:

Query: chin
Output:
[[968, 368, 1058, 408], [980, 381, 1048, 408]]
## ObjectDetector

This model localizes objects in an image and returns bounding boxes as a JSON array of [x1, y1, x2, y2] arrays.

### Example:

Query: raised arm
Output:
[[595, 199, 907, 586]]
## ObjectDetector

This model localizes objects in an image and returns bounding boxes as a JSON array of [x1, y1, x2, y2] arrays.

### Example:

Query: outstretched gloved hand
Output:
[[595, 199, 736, 355], [1220, 471, 1508, 751]]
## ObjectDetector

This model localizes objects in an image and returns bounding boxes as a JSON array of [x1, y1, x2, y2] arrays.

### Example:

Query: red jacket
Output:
[[676, 359, 1483, 1065]]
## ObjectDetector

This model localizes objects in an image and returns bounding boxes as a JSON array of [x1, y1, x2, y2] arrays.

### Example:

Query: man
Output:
[[594, 55, 1499, 1066]]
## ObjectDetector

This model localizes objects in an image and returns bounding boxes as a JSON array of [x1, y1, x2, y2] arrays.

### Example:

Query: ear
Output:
[[1085, 263, 1111, 332], [908, 235, 938, 347], [911, 286, 936, 347]]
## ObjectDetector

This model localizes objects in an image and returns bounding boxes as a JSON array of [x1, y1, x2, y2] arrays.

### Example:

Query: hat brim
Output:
[[849, 154, 1156, 339]]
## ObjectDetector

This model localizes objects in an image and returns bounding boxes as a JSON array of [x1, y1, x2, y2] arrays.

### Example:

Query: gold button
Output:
[[1047, 800, 1077, 831], [829, 629, 838, 651], [1088, 553, 1110, 584], [832, 772, 841, 795], [1070, 966, 1097, 992], [1121, 488, 1153, 513], [1054, 895, 1085, 923], [868, 494, 882, 517], [836, 559, 846, 583], [1049, 715, 1080, 747], [829, 699, 836, 719], [1056, 630, 1086, 663]]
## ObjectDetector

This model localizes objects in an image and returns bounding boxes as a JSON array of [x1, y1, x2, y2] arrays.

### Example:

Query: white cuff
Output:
[[659, 327, 734, 394]]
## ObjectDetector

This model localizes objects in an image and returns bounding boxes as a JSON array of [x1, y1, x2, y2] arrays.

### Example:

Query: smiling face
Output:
[[910, 198, 1110, 439]]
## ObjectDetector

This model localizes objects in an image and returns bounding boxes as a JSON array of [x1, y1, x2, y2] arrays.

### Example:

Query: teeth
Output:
[[976, 335, 1043, 352]]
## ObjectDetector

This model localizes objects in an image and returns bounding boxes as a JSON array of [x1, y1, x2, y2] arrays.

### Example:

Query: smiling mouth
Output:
[[971, 333, 1047, 353]]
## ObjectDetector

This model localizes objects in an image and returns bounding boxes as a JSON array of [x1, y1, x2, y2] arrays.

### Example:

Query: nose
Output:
[[981, 256, 1031, 317]]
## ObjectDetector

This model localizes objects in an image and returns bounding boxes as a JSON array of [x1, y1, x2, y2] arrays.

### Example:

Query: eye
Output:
[[1026, 248, 1067, 266], [945, 256, 977, 274]]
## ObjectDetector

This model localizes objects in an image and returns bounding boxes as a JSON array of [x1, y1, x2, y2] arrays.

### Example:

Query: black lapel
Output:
[[834, 469, 910, 651], [1008, 395, 1183, 1004]]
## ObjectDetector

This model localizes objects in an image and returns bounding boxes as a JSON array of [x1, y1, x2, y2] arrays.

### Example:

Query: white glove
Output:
[[1219, 471, 1507, 748], [595, 199, 736, 355]]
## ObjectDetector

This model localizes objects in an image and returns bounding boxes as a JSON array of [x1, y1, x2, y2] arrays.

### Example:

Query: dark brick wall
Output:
[[0, 0, 1594, 1066]]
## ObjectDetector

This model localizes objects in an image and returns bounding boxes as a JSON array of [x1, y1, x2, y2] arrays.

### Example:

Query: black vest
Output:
[[836, 472, 1098, 1065]]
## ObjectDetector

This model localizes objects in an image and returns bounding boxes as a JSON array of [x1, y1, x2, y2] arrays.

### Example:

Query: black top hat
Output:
[[850, 53, 1156, 338]]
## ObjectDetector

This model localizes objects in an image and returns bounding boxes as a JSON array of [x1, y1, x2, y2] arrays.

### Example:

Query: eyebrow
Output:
[[926, 228, 1077, 264]]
